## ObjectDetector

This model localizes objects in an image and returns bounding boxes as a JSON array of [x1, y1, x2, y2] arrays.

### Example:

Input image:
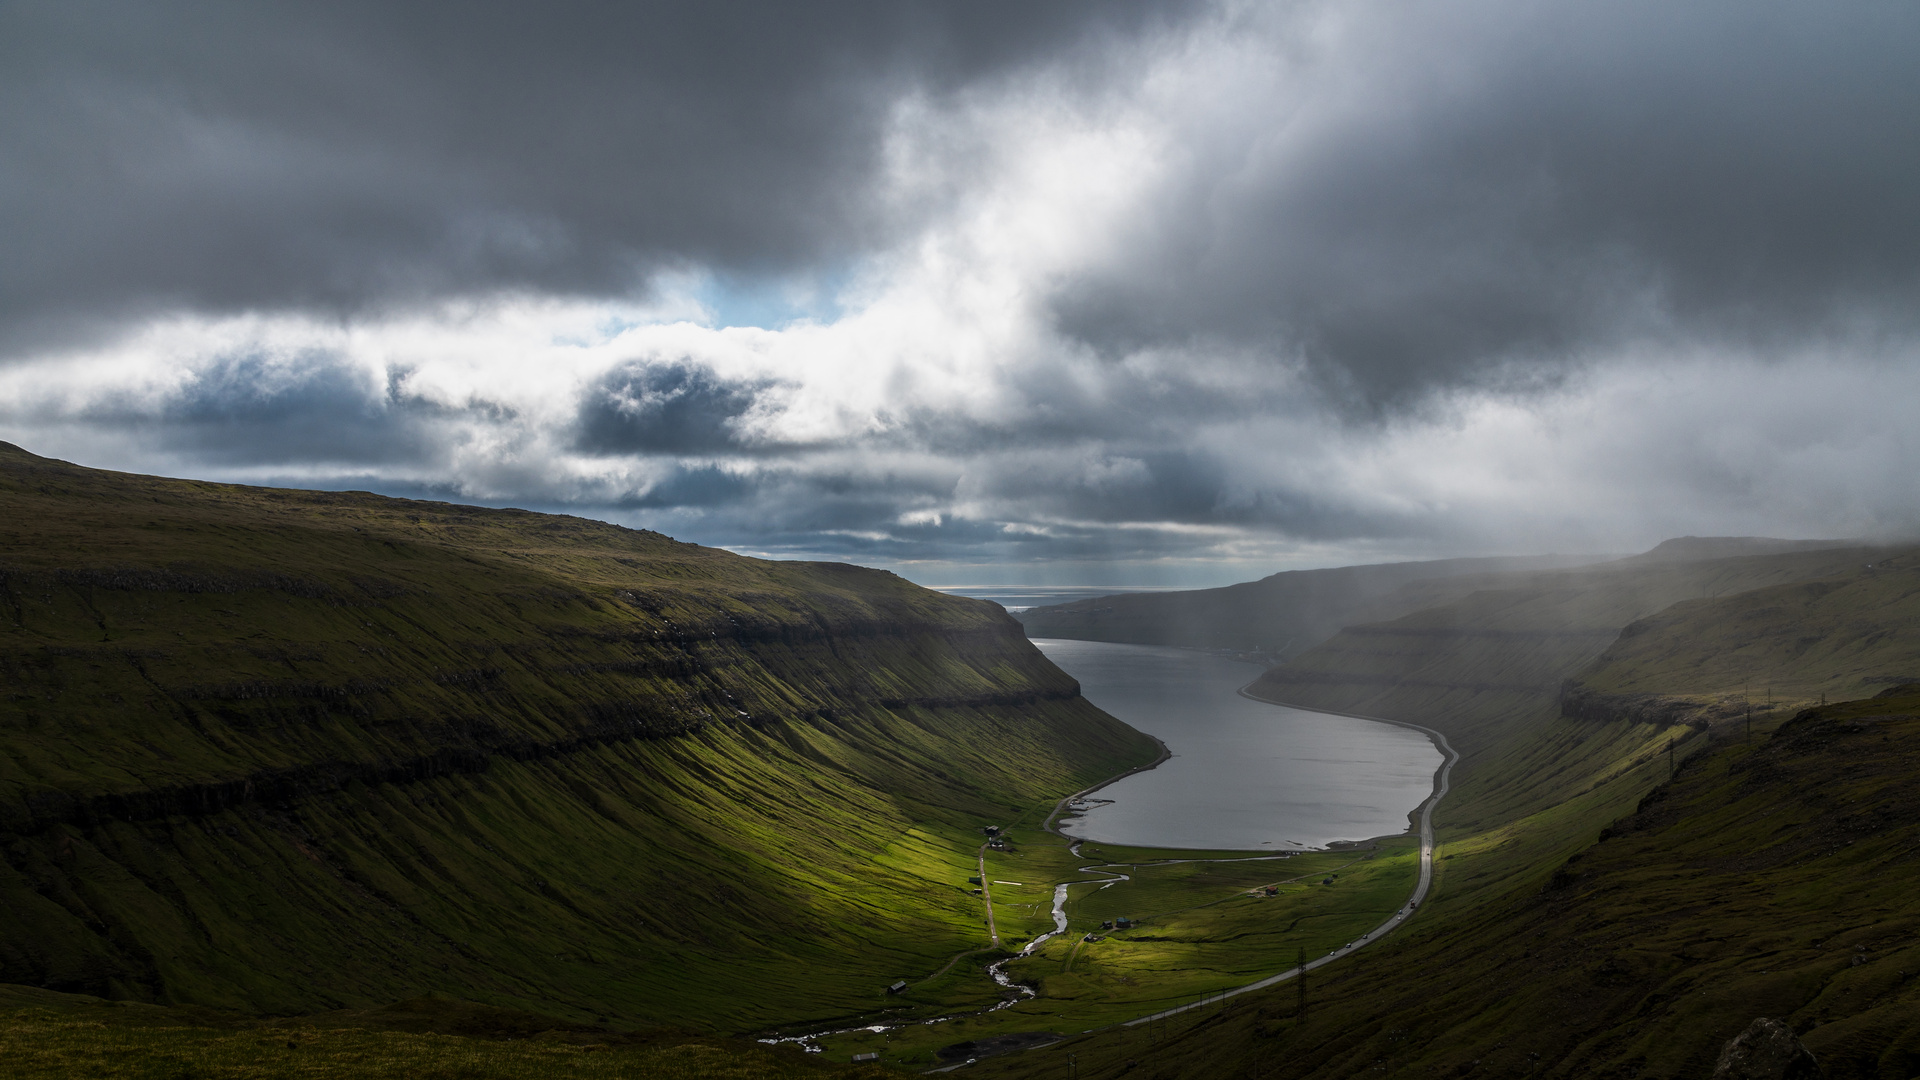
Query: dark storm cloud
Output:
[[80, 349, 438, 466], [576, 361, 769, 455], [0, 0, 1185, 345], [1050, 1, 1920, 406], [622, 465, 755, 510], [7, 0, 1920, 575]]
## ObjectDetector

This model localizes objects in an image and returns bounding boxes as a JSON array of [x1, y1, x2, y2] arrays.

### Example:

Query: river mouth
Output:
[[1034, 639, 1441, 851]]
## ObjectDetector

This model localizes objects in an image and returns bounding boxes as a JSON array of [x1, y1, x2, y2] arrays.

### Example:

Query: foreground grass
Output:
[[0, 989, 894, 1079]]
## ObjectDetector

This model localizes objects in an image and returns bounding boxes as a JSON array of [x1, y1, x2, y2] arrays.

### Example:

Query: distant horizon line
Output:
[[926, 584, 1195, 591]]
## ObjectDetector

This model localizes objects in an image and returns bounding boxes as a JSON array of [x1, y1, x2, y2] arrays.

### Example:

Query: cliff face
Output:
[[0, 444, 1156, 1029]]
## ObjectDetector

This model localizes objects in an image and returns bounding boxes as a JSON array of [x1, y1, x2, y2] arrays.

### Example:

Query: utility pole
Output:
[[1296, 946, 1307, 1020], [1668, 737, 1675, 779], [1746, 703, 1752, 745]]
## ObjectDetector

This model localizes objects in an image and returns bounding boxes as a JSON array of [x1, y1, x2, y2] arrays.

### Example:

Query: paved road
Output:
[[978, 847, 999, 947], [1120, 694, 1459, 1027]]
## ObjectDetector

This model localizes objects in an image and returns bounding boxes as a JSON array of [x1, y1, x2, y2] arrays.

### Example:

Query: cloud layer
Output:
[[4, 1, 1918, 582]]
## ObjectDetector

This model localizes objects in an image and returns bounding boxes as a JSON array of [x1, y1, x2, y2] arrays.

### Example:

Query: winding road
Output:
[[978, 848, 999, 947]]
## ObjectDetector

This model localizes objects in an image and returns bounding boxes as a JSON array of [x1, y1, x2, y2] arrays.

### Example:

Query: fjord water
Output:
[[1034, 638, 1441, 851]]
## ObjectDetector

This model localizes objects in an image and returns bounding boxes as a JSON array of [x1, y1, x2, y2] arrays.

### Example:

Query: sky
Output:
[[4, 1, 1919, 587]]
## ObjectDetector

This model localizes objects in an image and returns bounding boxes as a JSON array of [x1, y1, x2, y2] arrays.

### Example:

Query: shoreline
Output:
[[1041, 734, 1172, 836]]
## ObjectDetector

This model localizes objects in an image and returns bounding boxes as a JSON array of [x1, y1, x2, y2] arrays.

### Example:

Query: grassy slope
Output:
[[1569, 547, 1920, 709], [0, 986, 896, 1079], [0, 444, 1158, 1032]]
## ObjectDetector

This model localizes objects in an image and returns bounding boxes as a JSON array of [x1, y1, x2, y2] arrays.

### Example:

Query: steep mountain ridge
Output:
[[0, 444, 1157, 1029]]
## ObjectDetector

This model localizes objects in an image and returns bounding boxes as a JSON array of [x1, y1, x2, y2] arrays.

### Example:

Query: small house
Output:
[[853, 1052, 878, 1062], [1263, 885, 1278, 896], [968, 876, 981, 884], [887, 980, 909, 995], [1322, 877, 1334, 885], [1115, 916, 1133, 929], [1099, 920, 1113, 930], [983, 825, 1001, 836]]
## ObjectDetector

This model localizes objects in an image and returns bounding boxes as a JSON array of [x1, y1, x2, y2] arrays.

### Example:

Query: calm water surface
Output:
[[1034, 638, 1442, 851]]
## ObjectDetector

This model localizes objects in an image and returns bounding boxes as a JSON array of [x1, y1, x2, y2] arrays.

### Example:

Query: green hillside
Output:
[[0, 987, 894, 1080], [0, 443, 1158, 1033], [1565, 548, 1920, 716]]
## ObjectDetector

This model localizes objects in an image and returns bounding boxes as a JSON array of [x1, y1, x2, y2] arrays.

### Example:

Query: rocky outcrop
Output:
[[1712, 1018, 1824, 1080], [1557, 681, 1715, 727]]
